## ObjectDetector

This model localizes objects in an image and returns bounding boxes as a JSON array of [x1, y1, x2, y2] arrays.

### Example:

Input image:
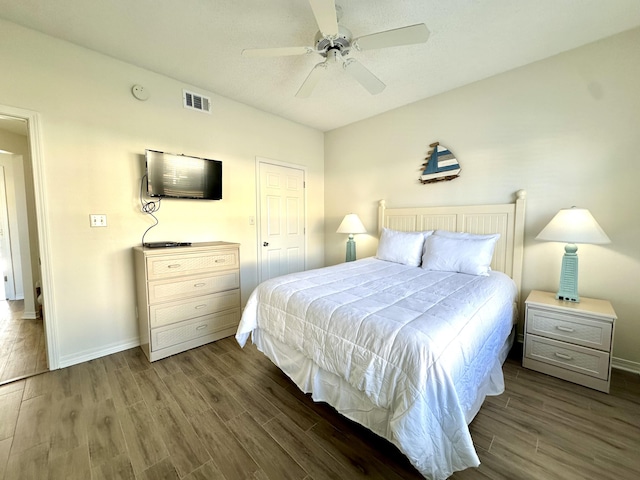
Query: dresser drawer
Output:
[[149, 289, 240, 328], [151, 309, 240, 351], [148, 271, 239, 304], [524, 334, 610, 380], [146, 249, 239, 280], [526, 307, 612, 351]]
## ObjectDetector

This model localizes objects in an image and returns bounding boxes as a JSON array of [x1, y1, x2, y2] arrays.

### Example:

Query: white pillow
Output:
[[421, 232, 500, 276], [376, 228, 432, 266]]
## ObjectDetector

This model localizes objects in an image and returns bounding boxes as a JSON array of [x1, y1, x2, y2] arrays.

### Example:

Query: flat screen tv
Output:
[[145, 149, 222, 200]]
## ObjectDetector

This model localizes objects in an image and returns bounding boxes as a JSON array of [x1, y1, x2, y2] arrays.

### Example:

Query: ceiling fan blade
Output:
[[343, 59, 385, 95], [242, 46, 315, 58], [296, 62, 328, 98], [308, 0, 339, 37], [354, 23, 430, 51]]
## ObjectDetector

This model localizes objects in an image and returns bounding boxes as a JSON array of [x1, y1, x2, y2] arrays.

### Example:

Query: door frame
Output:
[[255, 156, 308, 283], [0, 104, 58, 370]]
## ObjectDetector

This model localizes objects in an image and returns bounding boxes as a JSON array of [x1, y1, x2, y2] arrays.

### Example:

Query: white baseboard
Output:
[[21, 310, 39, 320], [57, 337, 140, 369], [612, 357, 640, 375]]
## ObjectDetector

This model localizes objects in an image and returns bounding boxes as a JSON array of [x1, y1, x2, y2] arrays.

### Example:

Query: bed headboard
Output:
[[378, 190, 526, 299]]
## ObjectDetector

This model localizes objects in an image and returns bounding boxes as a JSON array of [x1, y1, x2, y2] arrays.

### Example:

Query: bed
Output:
[[236, 190, 526, 479]]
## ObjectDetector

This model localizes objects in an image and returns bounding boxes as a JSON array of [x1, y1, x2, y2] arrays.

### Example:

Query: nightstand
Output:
[[523, 290, 616, 393]]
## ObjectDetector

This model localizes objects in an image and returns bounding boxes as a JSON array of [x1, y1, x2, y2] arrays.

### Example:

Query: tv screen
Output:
[[145, 149, 222, 200]]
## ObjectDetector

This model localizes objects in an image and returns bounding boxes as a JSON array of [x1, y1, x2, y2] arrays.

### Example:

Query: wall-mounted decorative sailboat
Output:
[[420, 142, 461, 184]]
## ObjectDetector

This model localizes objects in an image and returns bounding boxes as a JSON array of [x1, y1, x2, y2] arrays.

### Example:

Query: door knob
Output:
[[263, 242, 269, 247]]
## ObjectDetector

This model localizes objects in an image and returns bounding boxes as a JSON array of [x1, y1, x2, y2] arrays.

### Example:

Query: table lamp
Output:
[[336, 213, 366, 262], [535, 207, 610, 302]]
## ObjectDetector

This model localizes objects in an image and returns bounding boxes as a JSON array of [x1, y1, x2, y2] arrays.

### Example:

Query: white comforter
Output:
[[236, 258, 516, 479]]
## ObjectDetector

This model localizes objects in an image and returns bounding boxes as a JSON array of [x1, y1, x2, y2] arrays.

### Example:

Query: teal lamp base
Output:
[[556, 243, 579, 302], [345, 235, 356, 262]]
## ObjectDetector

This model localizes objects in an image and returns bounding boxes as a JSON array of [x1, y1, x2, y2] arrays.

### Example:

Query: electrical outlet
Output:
[[90, 214, 107, 227]]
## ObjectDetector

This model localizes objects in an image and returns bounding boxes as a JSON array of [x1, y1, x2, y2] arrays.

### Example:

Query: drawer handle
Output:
[[167, 264, 181, 269], [556, 326, 575, 333], [194, 304, 207, 309], [194, 283, 206, 288], [195, 325, 207, 331], [215, 259, 225, 263], [554, 352, 574, 361]]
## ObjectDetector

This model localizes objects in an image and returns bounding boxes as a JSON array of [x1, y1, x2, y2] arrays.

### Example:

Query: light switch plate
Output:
[[90, 214, 107, 227]]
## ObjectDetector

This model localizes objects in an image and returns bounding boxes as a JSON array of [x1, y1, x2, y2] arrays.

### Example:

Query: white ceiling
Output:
[[1, 0, 639, 131]]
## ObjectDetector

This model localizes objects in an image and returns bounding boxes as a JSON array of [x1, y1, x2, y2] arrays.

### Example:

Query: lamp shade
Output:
[[536, 207, 610, 245], [336, 214, 366, 234]]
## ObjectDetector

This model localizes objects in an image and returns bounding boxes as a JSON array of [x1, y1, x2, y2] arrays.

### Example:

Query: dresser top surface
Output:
[[134, 241, 239, 254]]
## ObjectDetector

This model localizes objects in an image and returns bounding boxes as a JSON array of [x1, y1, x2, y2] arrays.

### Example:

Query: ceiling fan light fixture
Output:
[[327, 49, 342, 63]]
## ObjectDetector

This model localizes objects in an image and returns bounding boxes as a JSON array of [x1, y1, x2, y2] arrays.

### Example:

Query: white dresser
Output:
[[133, 241, 241, 362], [523, 290, 616, 393]]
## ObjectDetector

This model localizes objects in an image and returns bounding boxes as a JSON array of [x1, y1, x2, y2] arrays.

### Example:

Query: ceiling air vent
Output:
[[183, 90, 212, 114]]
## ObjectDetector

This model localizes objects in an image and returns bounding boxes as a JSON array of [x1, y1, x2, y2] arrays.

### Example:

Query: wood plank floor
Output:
[[0, 301, 48, 385], [0, 336, 638, 479]]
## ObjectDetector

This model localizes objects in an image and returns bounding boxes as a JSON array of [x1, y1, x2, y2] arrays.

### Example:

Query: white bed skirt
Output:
[[250, 325, 514, 473]]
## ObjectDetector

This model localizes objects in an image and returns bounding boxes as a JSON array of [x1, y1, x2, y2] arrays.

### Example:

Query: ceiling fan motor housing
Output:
[[315, 26, 352, 57]]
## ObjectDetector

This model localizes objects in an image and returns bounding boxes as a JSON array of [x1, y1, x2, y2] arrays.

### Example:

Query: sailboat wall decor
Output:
[[420, 142, 461, 184]]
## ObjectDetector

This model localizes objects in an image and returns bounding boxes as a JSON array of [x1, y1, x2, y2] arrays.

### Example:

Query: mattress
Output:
[[236, 258, 517, 479]]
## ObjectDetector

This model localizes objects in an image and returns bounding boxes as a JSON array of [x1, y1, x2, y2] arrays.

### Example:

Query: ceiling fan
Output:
[[241, 0, 430, 98]]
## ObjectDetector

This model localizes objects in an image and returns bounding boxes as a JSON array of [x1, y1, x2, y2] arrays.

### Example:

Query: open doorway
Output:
[[0, 112, 49, 384], [0, 168, 7, 300], [0, 163, 18, 301]]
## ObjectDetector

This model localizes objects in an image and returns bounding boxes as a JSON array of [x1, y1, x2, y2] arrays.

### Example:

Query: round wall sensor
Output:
[[131, 84, 150, 101]]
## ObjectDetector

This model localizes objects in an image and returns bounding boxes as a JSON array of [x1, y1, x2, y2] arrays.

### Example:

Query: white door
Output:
[[258, 161, 306, 282], [0, 166, 14, 300]]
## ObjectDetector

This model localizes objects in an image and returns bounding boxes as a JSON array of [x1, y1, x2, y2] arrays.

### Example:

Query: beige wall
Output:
[[325, 28, 640, 368], [0, 19, 325, 366]]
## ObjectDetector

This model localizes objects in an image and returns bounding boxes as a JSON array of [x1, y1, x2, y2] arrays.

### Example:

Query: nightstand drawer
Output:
[[525, 334, 610, 380], [527, 308, 612, 351]]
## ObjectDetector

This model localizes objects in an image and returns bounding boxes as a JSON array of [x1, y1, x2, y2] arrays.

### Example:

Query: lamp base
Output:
[[345, 235, 356, 262], [556, 243, 579, 302]]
